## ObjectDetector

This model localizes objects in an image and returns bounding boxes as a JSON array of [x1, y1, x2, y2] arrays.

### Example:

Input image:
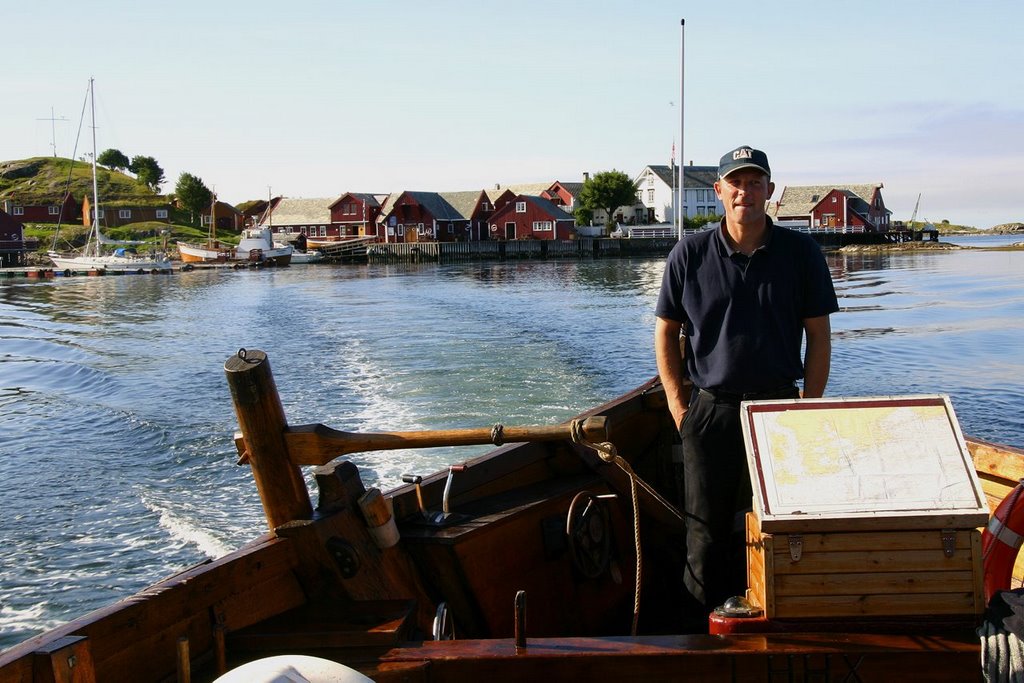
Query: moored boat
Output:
[[48, 79, 172, 274], [178, 226, 293, 266], [2, 349, 1021, 682], [290, 249, 324, 264]]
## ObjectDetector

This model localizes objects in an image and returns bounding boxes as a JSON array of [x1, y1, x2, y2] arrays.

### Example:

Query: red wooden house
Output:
[[0, 208, 27, 267], [485, 183, 552, 218], [82, 196, 174, 228], [200, 201, 244, 232], [487, 194, 575, 241], [0, 193, 79, 224], [439, 191, 492, 241], [541, 181, 584, 216], [770, 184, 891, 232], [378, 192, 470, 243], [330, 193, 389, 238]]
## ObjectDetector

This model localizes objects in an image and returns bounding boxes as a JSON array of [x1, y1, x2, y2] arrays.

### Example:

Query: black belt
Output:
[[697, 384, 797, 405]]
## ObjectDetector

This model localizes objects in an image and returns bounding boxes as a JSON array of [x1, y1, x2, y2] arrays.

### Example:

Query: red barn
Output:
[[378, 191, 470, 243], [487, 194, 576, 241], [439, 190, 492, 241], [330, 193, 389, 238], [770, 184, 892, 232], [0, 208, 27, 267]]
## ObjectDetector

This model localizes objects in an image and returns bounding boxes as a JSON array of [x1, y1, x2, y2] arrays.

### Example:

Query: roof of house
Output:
[[396, 191, 466, 221], [484, 182, 552, 203], [770, 184, 884, 218], [547, 181, 585, 198], [330, 192, 386, 210], [439, 190, 485, 218], [266, 197, 333, 225], [641, 165, 719, 189], [494, 194, 574, 221]]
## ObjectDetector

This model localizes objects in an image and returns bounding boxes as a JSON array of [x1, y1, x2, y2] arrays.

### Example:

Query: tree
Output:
[[97, 148, 130, 171], [175, 172, 214, 226], [577, 170, 638, 234], [130, 155, 165, 192], [573, 206, 594, 227]]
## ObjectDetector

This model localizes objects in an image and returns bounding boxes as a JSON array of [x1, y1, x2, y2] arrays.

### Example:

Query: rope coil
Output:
[[490, 423, 504, 447]]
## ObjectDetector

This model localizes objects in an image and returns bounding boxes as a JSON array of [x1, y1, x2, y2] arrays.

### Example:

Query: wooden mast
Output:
[[224, 349, 313, 530]]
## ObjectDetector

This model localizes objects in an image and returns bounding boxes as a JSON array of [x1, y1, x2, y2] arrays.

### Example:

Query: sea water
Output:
[[1, 240, 1021, 648]]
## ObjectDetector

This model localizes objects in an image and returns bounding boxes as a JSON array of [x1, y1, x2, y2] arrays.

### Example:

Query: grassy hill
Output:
[[0, 157, 247, 254], [0, 156, 162, 205]]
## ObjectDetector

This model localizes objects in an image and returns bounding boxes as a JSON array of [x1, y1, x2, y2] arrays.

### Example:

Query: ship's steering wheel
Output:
[[566, 491, 612, 579]]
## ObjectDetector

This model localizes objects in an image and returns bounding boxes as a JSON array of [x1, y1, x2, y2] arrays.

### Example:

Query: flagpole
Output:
[[677, 18, 685, 241]]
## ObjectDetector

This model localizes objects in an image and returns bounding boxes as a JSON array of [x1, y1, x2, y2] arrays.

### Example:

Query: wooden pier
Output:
[[365, 237, 679, 263]]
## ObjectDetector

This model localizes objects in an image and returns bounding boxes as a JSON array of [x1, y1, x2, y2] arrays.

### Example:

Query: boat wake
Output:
[[139, 495, 234, 560]]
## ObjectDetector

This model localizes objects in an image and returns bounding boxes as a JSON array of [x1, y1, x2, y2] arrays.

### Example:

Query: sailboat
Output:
[[48, 78, 172, 273]]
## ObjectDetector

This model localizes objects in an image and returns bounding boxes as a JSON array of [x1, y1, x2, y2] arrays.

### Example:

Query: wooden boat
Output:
[[178, 226, 293, 266], [2, 349, 1022, 682]]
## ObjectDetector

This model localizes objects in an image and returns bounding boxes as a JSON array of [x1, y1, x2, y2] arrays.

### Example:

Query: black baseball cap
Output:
[[718, 146, 771, 179]]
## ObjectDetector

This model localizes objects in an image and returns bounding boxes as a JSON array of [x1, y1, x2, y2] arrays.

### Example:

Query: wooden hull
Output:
[[177, 241, 234, 263], [2, 356, 1020, 682], [177, 241, 293, 266]]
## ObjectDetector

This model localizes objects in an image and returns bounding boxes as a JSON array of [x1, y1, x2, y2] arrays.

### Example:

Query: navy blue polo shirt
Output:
[[655, 220, 838, 393]]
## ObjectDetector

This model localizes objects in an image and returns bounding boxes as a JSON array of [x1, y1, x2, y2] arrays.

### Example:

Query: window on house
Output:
[[447, 223, 454, 233], [96, 209, 104, 219], [832, 196, 837, 203], [648, 189, 655, 202], [647, 175, 654, 186], [533, 221, 553, 231], [49, 206, 60, 215], [156, 209, 168, 219], [119, 209, 131, 219], [515, 201, 526, 213], [398, 224, 405, 236], [12, 206, 23, 216]]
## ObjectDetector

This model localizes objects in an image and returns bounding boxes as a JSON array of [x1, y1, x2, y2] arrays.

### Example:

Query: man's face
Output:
[[714, 169, 775, 225]]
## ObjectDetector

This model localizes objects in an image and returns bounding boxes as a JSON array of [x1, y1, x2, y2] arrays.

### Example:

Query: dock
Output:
[[1, 229, 941, 277]]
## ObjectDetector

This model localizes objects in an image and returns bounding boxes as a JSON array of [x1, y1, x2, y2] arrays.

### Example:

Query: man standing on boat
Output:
[[654, 145, 838, 620]]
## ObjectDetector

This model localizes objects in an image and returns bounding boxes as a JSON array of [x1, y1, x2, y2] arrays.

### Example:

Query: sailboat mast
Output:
[[677, 19, 685, 240], [88, 77, 100, 257]]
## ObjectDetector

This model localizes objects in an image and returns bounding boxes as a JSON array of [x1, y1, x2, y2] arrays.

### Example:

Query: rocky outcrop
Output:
[[992, 223, 1024, 233], [0, 159, 45, 181]]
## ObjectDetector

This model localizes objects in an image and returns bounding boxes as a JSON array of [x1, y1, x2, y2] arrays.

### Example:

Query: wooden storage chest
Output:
[[740, 395, 989, 620]]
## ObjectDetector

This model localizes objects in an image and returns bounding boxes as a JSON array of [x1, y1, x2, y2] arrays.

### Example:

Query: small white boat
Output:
[[290, 249, 324, 264]]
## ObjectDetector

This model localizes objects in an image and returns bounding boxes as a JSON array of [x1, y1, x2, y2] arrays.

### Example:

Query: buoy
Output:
[[212, 655, 373, 682]]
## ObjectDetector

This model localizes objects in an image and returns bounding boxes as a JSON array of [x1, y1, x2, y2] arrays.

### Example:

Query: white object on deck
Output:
[[213, 655, 373, 682]]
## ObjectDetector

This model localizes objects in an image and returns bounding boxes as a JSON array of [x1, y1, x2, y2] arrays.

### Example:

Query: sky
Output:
[[4, 0, 1022, 228]]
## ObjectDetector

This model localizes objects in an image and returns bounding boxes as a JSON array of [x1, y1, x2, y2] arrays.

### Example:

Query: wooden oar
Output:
[[277, 417, 609, 466]]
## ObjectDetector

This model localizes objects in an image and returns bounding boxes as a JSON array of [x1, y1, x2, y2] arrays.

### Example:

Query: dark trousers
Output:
[[680, 387, 799, 612]]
